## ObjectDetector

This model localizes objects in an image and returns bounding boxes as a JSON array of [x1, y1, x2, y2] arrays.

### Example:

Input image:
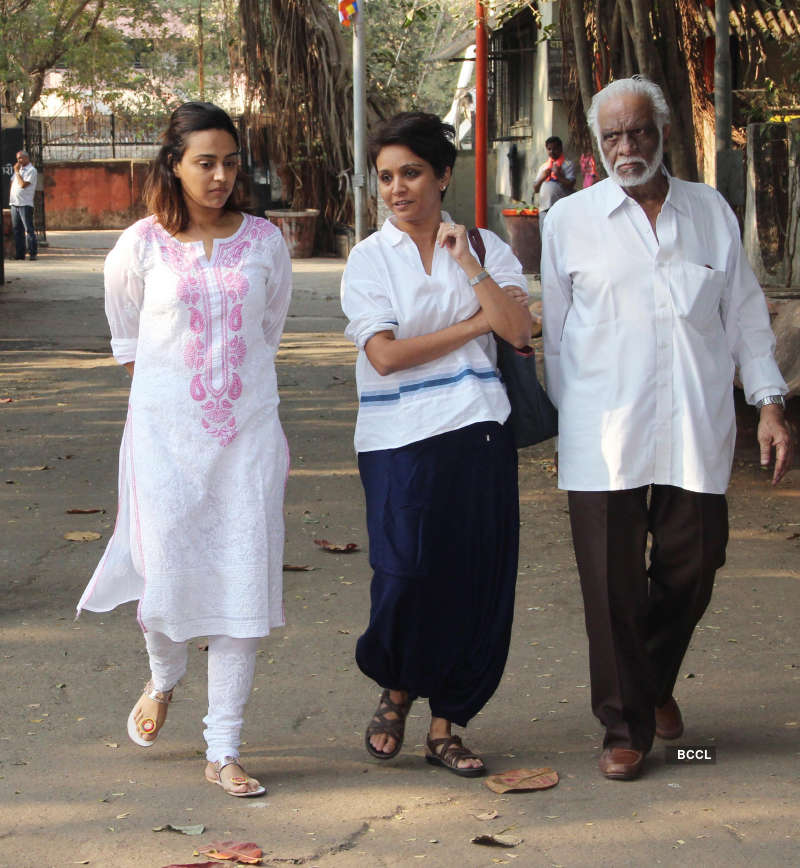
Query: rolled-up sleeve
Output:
[[718, 198, 787, 404], [104, 229, 145, 365], [341, 247, 398, 350]]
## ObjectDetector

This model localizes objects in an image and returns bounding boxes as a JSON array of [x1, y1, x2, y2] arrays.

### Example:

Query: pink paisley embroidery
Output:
[[189, 308, 205, 333], [155, 216, 260, 447], [228, 335, 246, 368], [190, 374, 207, 401], [183, 337, 205, 370]]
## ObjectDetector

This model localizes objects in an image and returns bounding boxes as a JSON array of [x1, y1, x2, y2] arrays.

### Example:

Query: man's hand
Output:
[[757, 404, 793, 485], [13, 161, 20, 173]]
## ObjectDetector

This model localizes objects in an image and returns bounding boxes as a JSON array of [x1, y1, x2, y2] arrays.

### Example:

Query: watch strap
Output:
[[756, 394, 785, 410]]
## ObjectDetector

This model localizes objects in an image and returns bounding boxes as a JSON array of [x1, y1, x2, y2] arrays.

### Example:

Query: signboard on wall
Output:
[[547, 39, 565, 101]]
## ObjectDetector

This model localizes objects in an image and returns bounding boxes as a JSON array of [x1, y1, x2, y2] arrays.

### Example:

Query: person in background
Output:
[[541, 76, 792, 781], [341, 111, 531, 777], [10, 150, 38, 261], [580, 151, 599, 188], [77, 102, 292, 798], [533, 136, 576, 222]]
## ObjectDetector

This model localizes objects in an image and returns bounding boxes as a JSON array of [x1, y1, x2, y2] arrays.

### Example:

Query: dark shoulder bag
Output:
[[468, 227, 558, 448]]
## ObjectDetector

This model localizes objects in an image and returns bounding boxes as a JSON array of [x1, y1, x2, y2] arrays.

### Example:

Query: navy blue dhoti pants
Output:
[[356, 421, 519, 727]]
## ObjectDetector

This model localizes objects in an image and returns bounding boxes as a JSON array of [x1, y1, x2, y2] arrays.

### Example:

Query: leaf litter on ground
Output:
[[196, 841, 263, 863], [314, 539, 360, 553], [152, 822, 205, 835], [485, 767, 559, 794], [471, 828, 523, 848]]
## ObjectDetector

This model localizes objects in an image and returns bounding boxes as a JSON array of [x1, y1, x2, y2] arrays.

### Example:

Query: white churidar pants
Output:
[[144, 631, 259, 763]]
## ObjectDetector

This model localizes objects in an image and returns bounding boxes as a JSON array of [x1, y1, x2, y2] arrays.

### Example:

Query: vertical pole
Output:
[[111, 113, 116, 159], [0, 112, 4, 285], [715, 0, 732, 195], [353, 4, 368, 242], [474, 0, 488, 228], [198, 0, 205, 101]]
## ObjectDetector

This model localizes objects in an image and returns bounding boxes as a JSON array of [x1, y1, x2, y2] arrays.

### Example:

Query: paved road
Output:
[[0, 234, 798, 867]]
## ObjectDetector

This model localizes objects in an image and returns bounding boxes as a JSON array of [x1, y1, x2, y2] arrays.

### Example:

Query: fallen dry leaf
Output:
[[283, 563, 314, 571], [197, 841, 263, 864], [471, 833, 523, 847], [314, 539, 360, 553], [66, 508, 104, 514], [475, 810, 499, 821], [162, 864, 220, 868], [64, 531, 102, 542], [484, 767, 559, 794], [104, 742, 119, 749], [152, 823, 205, 835]]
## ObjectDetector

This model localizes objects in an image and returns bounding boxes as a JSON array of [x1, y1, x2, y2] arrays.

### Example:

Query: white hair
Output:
[[586, 76, 671, 142]]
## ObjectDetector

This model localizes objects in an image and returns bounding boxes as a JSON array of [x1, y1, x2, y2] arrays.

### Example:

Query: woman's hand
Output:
[[436, 221, 477, 269]]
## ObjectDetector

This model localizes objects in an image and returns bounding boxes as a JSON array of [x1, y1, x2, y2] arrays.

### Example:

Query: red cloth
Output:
[[546, 154, 566, 181]]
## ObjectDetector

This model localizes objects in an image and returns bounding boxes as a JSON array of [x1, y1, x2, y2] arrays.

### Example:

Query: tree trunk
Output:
[[660, 0, 698, 180], [567, 0, 595, 126]]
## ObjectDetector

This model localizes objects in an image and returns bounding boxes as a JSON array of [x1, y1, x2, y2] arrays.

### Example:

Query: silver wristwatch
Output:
[[469, 269, 490, 286], [756, 394, 785, 410]]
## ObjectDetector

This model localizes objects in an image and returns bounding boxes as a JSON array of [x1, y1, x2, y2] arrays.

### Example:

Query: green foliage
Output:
[[365, 0, 472, 117], [0, 0, 239, 118]]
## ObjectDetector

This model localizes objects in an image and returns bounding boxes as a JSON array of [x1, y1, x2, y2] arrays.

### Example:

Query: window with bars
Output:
[[489, 8, 537, 141]]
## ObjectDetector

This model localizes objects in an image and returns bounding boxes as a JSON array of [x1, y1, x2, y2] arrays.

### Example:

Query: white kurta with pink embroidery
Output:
[[77, 213, 291, 642]]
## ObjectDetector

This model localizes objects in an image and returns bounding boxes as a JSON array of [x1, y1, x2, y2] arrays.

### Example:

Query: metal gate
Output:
[[24, 116, 46, 245]]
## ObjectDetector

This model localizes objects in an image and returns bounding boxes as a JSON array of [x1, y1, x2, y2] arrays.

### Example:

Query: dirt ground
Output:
[[1, 232, 798, 868]]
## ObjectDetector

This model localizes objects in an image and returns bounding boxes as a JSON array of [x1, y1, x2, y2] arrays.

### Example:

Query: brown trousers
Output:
[[568, 485, 728, 752]]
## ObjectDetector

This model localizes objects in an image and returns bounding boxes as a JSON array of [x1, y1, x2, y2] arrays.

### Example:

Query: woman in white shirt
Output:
[[77, 103, 292, 797], [341, 112, 531, 776]]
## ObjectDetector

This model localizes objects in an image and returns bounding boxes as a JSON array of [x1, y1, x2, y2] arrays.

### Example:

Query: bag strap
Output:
[[469, 226, 533, 358], [467, 227, 486, 267]]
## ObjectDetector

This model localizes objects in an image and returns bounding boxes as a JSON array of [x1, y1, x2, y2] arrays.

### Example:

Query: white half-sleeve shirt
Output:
[[541, 174, 787, 495], [10, 163, 37, 207]]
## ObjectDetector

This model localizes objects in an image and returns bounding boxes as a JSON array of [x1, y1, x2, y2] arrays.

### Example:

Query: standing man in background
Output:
[[533, 136, 575, 224], [10, 150, 38, 261]]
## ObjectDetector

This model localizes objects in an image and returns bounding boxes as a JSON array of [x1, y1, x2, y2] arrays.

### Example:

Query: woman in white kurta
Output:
[[77, 103, 291, 797]]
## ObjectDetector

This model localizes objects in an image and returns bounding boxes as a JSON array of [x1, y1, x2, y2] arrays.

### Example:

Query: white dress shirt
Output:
[[542, 175, 787, 495], [10, 163, 37, 207], [341, 212, 526, 452]]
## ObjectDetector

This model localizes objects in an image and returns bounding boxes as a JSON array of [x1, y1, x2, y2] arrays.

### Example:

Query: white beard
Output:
[[600, 134, 664, 188]]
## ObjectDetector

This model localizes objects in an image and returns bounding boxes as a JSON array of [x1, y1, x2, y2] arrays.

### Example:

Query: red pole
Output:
[[474, 0, 488, 228]]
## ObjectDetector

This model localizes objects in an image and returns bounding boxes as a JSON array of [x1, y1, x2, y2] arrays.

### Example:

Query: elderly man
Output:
[[541, 77, 793, 781], [10, 150, 38, 261]]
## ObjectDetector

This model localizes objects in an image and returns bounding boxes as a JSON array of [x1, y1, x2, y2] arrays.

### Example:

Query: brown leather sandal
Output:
[[425, 733, 486, 778], [205, 756, 266, 798], [364, 688, 413, 760], [126, 680, 173, 747]]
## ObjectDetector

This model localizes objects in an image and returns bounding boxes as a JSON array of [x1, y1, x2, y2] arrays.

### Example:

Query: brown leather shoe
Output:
[[655, 697, 684, 740], [598, 748, 645, 780]]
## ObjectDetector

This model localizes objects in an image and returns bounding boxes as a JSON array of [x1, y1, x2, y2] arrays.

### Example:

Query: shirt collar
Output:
[[601, 167, 687, 217], [380, 211, 452, 246]]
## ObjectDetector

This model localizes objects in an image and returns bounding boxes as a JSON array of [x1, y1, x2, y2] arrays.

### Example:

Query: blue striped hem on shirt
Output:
[[360, 366, 500, 404]]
